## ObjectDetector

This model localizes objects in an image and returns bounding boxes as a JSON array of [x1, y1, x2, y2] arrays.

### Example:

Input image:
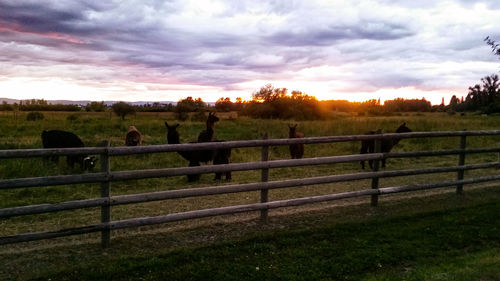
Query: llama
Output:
[[165, 122, 201, 182], [288, 124, 304, 159], [196, 112, 231, 180], [360, 122, 412, 169], [125, 125, 142, 146], [165, 121, 231, 181]]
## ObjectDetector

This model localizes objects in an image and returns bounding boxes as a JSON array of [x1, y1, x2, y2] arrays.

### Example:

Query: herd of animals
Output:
[[40, 112, 412, 182]]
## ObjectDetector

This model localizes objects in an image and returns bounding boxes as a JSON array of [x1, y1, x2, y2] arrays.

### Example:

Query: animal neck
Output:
[[167, 133, 181, 145]]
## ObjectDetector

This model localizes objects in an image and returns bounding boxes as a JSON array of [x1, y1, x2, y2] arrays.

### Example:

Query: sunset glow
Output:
[[1, 1, 499, 104]]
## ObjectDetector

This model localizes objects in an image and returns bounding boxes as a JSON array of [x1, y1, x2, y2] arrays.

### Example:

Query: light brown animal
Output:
[[125, 125, 142, 146]]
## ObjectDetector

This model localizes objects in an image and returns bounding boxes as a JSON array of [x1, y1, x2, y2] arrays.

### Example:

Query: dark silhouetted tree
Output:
[[464, 74, 500, 112], [175, 97, 206, 121], [85, 101, 107, 112], [485, 36, 500, 59], [112, 101, 135, 120], [215, 97, 234, 112]]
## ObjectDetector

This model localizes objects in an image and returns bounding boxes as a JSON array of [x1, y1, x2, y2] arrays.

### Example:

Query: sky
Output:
[[0, 0, 499, 105]]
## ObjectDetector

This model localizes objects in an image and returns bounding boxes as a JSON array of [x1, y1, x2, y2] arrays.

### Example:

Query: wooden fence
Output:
[[2, 130, 500, 247]]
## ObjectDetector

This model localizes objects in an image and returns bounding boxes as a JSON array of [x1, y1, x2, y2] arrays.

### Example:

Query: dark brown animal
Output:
[[288, 124, 304, 159], [198, 112, 219, 142], [165, 122, 201, 182], [360, 122, 412, 169], [165, 121, 231, 181], [125, 125, 142, 146]]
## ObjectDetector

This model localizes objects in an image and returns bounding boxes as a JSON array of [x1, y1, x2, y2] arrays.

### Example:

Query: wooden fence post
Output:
[[100, 140, 111, 248], [260, 133, 269, 223], [371, 138, 381, 206], [457, 135, 466, 194]]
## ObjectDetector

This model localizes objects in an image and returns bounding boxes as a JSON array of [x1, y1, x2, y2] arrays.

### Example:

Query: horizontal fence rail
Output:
[[2, 130, 500, 246], [3, 130, 500, 159]]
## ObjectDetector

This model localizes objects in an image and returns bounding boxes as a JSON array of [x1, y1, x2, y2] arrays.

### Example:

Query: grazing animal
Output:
[[41, 130, 97, 171], [125, 125, 142, 146], [360, 122, 412, 169], [165, 122, 231, 181], [288, 124, 304, 159]]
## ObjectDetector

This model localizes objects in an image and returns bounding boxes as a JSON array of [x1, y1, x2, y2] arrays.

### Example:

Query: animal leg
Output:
[[187, 160, 201, 182]]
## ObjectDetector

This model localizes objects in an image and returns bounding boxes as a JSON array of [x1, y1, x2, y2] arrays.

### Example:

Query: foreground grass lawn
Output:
[[16, 195, 499, 281]]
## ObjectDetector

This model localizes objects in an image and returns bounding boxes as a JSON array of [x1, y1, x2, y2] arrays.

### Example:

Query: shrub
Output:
[[66, 114, 79, 121], [26, 111, 44, 121]]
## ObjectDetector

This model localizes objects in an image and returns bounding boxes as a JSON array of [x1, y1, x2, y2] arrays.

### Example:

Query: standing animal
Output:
[[125, 125, 142, 146], [288, 124, 304, 159], [197, 112, 219, 143], [41, 130, 97, 171], [196, 112, 231, 180], [196, 112, 219, 162], [165, 122, 201, 182], [360, 122, 412, 169], [165, 122, 231, 181]]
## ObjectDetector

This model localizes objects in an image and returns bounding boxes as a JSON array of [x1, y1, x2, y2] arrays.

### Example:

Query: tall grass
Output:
[[1, 112, 500, 226], [2, 111, 500, 279]]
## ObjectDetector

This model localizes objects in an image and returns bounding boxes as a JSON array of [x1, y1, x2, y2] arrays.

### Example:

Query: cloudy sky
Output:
[[0, 0, 499, 104]]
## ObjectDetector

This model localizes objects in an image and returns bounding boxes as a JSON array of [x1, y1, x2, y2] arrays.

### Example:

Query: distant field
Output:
[[1, 111, 500, 279]]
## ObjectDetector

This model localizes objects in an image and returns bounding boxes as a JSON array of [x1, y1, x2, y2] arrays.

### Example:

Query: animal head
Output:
[[83, 156, 97, 171], [128, 125, 139, 133], [207, 112, 219, 124], [288, 124, 298, 136], [396, 122, 412, 133], [165, 122, 180, 139]]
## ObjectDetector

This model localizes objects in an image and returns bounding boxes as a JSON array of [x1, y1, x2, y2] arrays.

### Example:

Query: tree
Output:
[[464, 74, 500, 112], [485, 36, 500, 59], [175, 97, 206, 121], [215, 97, 234, 112], [85, 101, 107, 112], [449, 95, 459, 111], [112, 102, 135, 120]]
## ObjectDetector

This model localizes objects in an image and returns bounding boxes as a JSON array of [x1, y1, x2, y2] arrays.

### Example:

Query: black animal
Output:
[[41, 130, 97, 170], [165, 122, 231, 181], [165, 122, 201, 182], [288, 124, 304, 159], [360, 122, 412, 169]]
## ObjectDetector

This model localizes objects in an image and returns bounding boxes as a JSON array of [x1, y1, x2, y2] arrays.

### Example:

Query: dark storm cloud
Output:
[[266, 22, 414, 47], [0, 1, 99, 35], [0, 0, 499, 102]]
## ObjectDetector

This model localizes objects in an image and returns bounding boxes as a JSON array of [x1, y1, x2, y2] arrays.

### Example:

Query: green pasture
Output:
[[1, 111, 500, 280]]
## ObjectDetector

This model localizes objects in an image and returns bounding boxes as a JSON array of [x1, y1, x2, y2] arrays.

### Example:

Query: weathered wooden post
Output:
[[456, 134, 466, 194], [371, 138, 381, 206], [100, 140, 111, 248], [260, 133, 269, 223]]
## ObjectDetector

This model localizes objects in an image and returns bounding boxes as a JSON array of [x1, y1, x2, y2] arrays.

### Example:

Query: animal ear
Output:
[[165, 122, 169, 128], [175, 124, 180, 128]]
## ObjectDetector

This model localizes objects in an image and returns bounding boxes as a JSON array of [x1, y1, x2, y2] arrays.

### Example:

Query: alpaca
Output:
[[360, 122, 412, 169], [125, 125, 142, 146], [165, 122, 231, 181], [165, 122, 201, 182], [288, 124, 304, 159], [198, 112, 219, 142], [41, 130, 97, 170]]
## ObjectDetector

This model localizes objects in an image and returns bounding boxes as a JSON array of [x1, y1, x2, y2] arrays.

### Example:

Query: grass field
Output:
[[1, 111, 500, 280]]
